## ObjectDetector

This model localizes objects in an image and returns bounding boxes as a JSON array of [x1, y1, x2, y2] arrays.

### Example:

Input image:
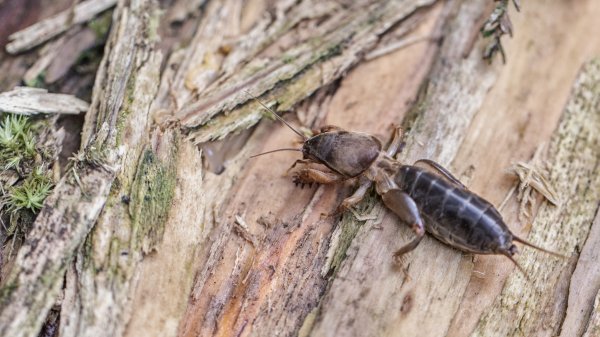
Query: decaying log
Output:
[[470, 59, 600, 337], [1, 0, 600, 337], [0, 0, 160, 336]]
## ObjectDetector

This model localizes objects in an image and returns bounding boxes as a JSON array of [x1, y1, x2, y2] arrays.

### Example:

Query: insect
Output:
[[250, 96, 563, 277]]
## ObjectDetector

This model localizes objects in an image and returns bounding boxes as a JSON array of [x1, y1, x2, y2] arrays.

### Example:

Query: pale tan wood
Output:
[[446, 0, 600, 335], [0, 87, 89, 115], [561, 212, 600, 337], [5, 0, 117, 54], [471, 59, 600, 336], [2, 1, 600, 337]]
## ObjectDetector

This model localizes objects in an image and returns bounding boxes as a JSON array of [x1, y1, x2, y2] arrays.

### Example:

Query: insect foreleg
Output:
[[285, 159, 312, 174], [380, 189, 425, 259], [338, 177, 373, 211], [292, 167, 346, 187], [386, 127, 403, 157]]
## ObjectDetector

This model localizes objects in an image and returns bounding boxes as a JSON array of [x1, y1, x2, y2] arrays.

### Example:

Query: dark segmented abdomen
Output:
[[395, 165, 512, 254]]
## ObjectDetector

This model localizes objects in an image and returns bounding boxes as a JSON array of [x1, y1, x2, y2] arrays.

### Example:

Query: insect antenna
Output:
[[250, 148, 302, 158], [512, 235, 567, 259], [502, 251, 531, 282], [244, 90, 307, 140]]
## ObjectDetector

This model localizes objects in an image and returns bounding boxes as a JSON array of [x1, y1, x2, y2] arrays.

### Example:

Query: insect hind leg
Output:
[[380, 189, 425, 262], [414, 159, 467, 189]]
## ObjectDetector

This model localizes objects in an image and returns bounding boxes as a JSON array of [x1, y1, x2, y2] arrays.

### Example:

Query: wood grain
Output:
[[1, 0, 600, 336]]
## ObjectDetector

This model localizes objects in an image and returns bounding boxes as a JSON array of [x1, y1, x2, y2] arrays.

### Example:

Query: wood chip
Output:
[[5, 0, 116, 54], [0, 87, 89, 115]]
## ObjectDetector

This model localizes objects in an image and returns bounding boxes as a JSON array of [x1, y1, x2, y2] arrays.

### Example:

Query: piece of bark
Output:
[[172, 0, 438, 143], [445, 0, 600, 334], [559, 211, 600, 337], [0, 0, 160, 336], [0, 120, 120, 337], [5, 0, 116, 54], [0, 86, 89, 115], [471, 58, 600, 337]]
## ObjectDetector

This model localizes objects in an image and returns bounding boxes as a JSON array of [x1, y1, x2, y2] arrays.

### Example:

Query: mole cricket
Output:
[[250, 97, 563, 277]]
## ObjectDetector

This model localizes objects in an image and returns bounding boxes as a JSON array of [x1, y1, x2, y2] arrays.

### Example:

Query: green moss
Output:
[[7, 167, 53, 214], [23, 71, 46, 88], [128, 147, 178, 253], [328, 193, 378, 274], [0, 279, 18, 307], [88, 11, 113, 39], [114, 72, 136, 146], [0, 114, 36, 171], [0, 114, 57, 245]]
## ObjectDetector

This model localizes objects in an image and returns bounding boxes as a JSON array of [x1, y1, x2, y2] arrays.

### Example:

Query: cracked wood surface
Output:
[[0, 0, 160, 336], [5, 0, 116, 54], [1, 0, 600, 337]]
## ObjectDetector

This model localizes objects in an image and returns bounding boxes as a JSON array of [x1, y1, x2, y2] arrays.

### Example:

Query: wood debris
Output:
[[505, 144, 560, 224], [0, 87, 89, 115], [5, 0, 116, 54], [234, 214, 258, 247]]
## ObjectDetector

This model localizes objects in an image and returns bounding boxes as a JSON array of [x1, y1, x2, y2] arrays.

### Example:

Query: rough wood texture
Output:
[[1, 0, 600, 337], [5, 0, 116, 54], [0, 0, 160, 336], [471, 58, 600, 336], [0, 87, 89, 115]]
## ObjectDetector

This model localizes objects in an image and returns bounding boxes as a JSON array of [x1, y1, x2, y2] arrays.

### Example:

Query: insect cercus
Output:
[[250, 96, 563, 279]]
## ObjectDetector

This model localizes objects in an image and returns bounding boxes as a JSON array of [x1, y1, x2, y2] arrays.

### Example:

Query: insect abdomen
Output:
[[395, 166, 512, 254]]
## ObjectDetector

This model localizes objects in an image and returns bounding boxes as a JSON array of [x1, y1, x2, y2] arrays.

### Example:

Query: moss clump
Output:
[[88, 11, 113, 39], [0, 114, 56, 248], [7, 167, 53, 214], [128, 148, 177, 253], [0, 114, 37, 171]]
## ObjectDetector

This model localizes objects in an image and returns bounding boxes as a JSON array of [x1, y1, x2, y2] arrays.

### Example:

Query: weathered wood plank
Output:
[[471, 58, 600, 337], [446, 1, 600, 335], [57, 0, 164, 336]]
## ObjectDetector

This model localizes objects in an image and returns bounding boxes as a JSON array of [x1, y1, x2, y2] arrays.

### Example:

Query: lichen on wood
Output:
[[0, 0, 161, 336], [176, 0, 438, 143], [472, 58, 600, 337], [128, 145, 178, 253]]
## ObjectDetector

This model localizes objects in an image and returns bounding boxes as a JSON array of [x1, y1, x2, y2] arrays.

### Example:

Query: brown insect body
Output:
[[248, 95, 561, 276], [302, 131, 382, 178], [393, 165, 516, 257]]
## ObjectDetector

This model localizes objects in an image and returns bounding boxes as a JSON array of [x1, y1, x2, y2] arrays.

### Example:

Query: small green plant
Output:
[[7, 167, 53, 214], [0, 113, 55, 247], [481, 0, 520, 63], [0, 114, 37, 171]]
